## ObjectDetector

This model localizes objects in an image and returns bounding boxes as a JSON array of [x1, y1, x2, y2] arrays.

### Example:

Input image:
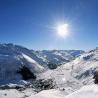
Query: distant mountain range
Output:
[[0, 43, 84, 85], [0, 43, 98, 98]]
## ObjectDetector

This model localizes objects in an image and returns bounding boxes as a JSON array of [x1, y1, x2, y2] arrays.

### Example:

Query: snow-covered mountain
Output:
[[0, 45, 98, 98], [0, 43, 45, 85], [35, 50, 84, 65], [0, 43, 84, 85], [38, 47, 98, 96]]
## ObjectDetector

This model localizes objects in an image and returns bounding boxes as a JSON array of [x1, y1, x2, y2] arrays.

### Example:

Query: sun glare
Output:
[[57, 24, 69, 38]]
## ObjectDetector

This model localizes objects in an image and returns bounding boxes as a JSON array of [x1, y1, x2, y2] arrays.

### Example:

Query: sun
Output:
[[57, 24, 69, 38]]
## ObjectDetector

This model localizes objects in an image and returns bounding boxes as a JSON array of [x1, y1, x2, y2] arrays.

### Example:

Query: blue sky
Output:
[[0, 0, 98, 50]]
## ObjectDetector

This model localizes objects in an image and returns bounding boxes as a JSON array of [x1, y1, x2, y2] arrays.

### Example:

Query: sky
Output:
[[0, 0, 98, 50]]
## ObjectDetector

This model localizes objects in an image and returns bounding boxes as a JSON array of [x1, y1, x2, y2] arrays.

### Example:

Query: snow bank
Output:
[[29, 89, 66, 98], [65, 84, 98, 98]]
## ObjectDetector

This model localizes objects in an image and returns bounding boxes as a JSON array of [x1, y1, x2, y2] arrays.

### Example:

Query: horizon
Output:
[[0, 0, 98, 50], [0, 42, 97, 51]]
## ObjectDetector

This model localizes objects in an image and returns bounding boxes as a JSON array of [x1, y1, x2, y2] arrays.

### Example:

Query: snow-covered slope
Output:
[[63, 47, 98, 85], [0, 84, 98, 98], [0, 43, 84, 85], [0, 88, 36, 98], [29, 84, 98, 98], [38, 47, 98, 95], [0, 43, 44, 85], [65, 84, 98, 98]]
